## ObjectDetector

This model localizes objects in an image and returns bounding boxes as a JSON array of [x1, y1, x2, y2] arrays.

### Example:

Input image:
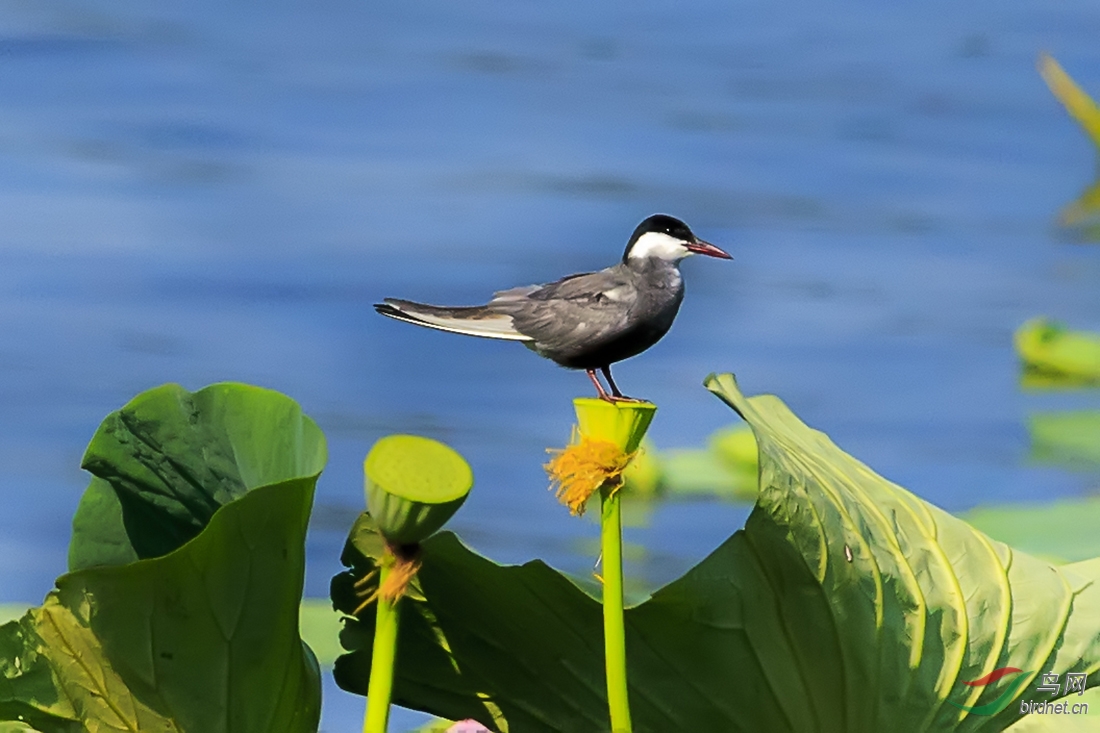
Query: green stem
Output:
[[601, 485, 633, 733], [364, 563, 400, 733]]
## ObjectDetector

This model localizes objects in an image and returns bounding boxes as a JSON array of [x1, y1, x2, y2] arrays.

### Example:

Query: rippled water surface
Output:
[[4, 1, 1100, 729]]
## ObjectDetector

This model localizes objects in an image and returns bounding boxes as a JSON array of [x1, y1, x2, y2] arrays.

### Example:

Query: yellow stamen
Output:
[[351, 544, 423, 615], [545, 429, 636, 516], [353, 567, 379, 589], [379, 545, 422, 603]]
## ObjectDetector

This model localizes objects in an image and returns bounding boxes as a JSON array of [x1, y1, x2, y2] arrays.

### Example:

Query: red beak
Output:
[[685, 239, 733, 259]]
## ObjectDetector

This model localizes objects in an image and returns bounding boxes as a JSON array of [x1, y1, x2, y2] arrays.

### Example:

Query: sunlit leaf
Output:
[[1039, 53, 1100, 148], [1015, 318, 1100, 384], [0, 614, 77, 732], [1039, 54, 1100, 241], [1057, 180, 1100, 242]]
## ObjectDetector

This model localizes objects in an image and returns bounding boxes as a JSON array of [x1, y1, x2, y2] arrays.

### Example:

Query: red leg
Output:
[[586, 368, 612, 401]]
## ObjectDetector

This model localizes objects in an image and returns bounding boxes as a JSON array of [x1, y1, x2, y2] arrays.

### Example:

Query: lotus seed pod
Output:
[[572, 398, 657, 454], [365, 435, 473, 545]]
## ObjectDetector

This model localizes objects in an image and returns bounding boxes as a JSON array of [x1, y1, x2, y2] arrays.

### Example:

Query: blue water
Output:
[[4, 1, 1100, 729]]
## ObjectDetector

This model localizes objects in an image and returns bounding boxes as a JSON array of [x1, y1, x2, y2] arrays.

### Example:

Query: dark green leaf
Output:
[[0, 723, 53, 733], [67, 478, 138, 571], [71, 382, 326, 570]]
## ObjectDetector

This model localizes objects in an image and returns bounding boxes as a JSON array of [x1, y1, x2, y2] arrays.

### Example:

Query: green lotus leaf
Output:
[[1015, 318, 1100, 384], [70, 382, 326, 569], [622, 425, 759, 503], [1026, 411, 1100, 468], [1039, 52, 1100, 244], [332, 373, 1100, 732], [965, 497, 1100, 565], [659, 448, 757, 501], [0, 723, 48, 733], [365, 435, 473, 545], [0, 607, 27, 627], [620, 440, 662, 498], [1057, 179, 1100, 242], [299, 598, 347, 669], [1040, 53, 1100, 149], [707, 423, 758, 474], [0, 613, 77, 732], [1061, 179, 1100, 226], [2, 383, 325, 733]]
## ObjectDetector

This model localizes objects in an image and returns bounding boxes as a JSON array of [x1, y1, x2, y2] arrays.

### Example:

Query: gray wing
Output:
[[488, 266, 637, 357]]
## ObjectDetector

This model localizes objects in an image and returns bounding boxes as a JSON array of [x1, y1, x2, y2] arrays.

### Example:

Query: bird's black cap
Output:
[[623, 214, 696, 260]]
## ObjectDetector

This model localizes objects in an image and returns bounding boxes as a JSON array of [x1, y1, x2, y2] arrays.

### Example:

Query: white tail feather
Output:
[[377, 302, 532, 341]]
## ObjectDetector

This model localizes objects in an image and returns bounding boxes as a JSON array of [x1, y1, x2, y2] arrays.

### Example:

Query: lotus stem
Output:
[[546, 397, 655, 733], [363, 561, 400, 733], [601, 481, 631, 733]]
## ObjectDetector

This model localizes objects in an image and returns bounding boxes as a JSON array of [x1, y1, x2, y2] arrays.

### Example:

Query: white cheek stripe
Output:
[[628, 231, 690, 261]]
